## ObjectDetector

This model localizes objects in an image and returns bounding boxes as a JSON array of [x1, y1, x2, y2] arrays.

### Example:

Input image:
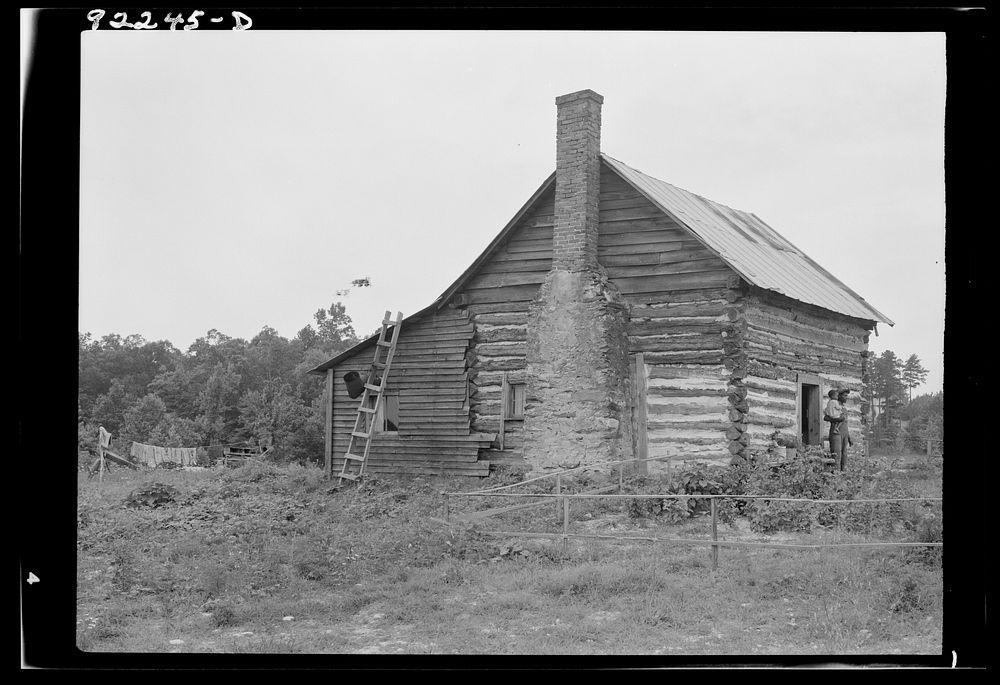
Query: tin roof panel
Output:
[[602, 154, 893, 325]]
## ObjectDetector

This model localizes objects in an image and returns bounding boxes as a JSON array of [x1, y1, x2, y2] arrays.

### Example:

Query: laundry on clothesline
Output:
[[129, 441, 198, 468]]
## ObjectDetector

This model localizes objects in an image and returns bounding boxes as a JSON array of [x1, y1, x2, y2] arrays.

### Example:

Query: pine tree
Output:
[[902, 354, 929, 402]]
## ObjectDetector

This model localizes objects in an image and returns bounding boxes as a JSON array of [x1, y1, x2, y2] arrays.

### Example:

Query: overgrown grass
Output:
[[76, 457, 943, 655]]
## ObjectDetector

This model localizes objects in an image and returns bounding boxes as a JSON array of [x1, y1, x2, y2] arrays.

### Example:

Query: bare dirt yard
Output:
[[75, 454, 943, 658]]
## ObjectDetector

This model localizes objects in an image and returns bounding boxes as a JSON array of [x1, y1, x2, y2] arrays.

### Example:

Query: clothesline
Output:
[[189, 441, 263, 450], [130, 441, 198, 468]]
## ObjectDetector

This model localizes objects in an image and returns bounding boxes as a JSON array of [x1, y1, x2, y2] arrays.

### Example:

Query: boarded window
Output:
[[506, 383, 525, 420]]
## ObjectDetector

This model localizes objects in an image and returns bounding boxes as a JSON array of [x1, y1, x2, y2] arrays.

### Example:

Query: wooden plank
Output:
[[605, 257, 725, 279], [598, 217, 681, 234], [389, 352, 467, 364], [621, 287, 737, 306], [391, 364, 468, 375], [464, 301, 532, 314], [394, 333, 473, 345], [599, 196, 663, 211], [478, 259, 552, 275], [629, 335, 725, 353], [504, 237, 553, 254], [647, 387, 729, 398], [611, 270, 734, 295], [471, 313, 529, 327], [397, 384, 467, 392], [367, 439, 492, 449], [639, 350, 727, 365], [630, 302, 729, 319], [457, 285, 541, 304], [343, 451, 486, 463], [363, 452, 482, 463], [325, 368, 334, 479], [401, 322, 474, 336], [597, 228, 689, 247], [634, 353, 648, 475], [629, 320, 725, 337], [336, 434, 495, 446], [488, 249, 553, 264], [475, 327, 527, 343], [476, 344, 527, 359], [330, 458, 488, 470], [391, 377, 466, 388], [597, 240, 702, 257], [466, 271, 547, 290], [597, 207, 670, 222]]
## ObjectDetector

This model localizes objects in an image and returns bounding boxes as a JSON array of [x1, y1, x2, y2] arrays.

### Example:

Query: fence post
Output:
[[710, 497, 719, 570], [562, 495, 570, 556], [555, 473, 562, 519]]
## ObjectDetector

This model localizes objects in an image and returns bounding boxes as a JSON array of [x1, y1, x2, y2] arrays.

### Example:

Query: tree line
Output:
[[78, 300, 365, 465], [79, 308, 943, 464], [867, 349, 942, 453]]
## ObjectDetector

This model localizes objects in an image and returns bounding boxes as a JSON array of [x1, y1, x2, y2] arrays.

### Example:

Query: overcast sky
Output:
[[75, 30, 945, 394]]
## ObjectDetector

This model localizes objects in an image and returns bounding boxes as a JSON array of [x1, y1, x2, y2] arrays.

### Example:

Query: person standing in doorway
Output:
[[824, 389, 854, 471]]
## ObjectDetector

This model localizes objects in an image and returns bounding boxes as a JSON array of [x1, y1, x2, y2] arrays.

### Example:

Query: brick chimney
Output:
[[522, 90, 632, 473], [553, 89, 603, 270]]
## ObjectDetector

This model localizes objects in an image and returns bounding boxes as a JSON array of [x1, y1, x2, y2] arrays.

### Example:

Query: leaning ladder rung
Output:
[[358, 406, 376, 414], [364, 383, 382, 392], [351, 431, 370, 440], [343, 453, 364, 461], [372, 361, 386, 368], [376, 341, 393, 347], [339, 472, 359, 481]]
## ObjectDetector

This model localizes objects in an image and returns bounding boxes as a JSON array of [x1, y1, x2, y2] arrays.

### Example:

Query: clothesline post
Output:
[[97, 426, 108, 483]]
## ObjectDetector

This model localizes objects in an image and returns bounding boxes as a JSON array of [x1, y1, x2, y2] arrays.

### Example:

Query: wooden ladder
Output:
[[338, 310, 403, 485]]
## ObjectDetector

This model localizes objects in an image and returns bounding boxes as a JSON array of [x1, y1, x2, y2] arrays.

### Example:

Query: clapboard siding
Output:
[[329, 305, 493, 476], [599, 169, 734, 304], [453, 189, 558, 457]]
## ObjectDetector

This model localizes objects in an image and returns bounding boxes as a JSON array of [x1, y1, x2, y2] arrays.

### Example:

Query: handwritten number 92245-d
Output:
[[86, 10, 252, 30]]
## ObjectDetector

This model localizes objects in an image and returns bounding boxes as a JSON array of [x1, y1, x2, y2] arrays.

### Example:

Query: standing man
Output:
[[825, 389, 854, 471]]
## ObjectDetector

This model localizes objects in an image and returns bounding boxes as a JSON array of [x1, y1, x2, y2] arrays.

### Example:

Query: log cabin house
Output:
[[310, 90, 893, 478]]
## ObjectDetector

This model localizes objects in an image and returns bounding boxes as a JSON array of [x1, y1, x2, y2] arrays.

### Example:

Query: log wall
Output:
[[414, 163, 875, 472], [454, 164, 740, 468], [601, 169, 736, 468], [736, 288, 872, 456]]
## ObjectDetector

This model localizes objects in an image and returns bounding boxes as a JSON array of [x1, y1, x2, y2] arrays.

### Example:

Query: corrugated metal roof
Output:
[[602, 154, 893, 325]]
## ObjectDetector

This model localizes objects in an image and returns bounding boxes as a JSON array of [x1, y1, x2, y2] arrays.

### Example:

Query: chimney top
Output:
[[555, 89, 604, 107]]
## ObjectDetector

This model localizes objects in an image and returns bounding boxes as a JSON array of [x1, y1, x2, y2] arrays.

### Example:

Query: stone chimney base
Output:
[[523, 267, 631, 472]]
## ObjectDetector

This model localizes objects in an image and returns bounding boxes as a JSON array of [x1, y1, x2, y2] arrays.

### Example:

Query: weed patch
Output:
[[76, 462, 942, 655]]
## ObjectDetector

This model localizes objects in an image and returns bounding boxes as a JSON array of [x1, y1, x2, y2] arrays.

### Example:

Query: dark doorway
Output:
[[800, 382, 822, 446]]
